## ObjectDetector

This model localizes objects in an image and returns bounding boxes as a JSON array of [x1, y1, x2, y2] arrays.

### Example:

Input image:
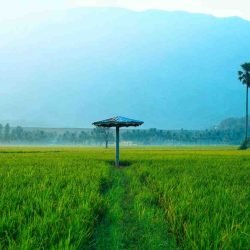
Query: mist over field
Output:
[[0, 8, 250, 129]]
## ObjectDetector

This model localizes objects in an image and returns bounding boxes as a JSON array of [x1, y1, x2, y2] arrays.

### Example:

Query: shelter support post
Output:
[[116, 126, 120, 166]]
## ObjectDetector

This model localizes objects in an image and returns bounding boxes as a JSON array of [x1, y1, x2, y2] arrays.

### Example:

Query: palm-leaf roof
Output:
[[93, 116, 144, 128]]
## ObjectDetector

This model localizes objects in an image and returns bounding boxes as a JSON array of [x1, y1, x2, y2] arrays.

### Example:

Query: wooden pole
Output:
[[116, 126, 120, 167]]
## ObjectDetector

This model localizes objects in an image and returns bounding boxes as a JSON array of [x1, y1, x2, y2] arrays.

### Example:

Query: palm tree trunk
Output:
[[246, 85, 249, 141]]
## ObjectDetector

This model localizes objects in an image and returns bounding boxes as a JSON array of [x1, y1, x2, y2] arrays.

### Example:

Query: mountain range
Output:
[[0, 8, 249, 129]]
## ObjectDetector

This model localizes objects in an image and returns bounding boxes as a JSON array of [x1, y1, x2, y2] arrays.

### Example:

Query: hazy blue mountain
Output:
[[217, 117, 250, 130], [0, 8, 249, 129]]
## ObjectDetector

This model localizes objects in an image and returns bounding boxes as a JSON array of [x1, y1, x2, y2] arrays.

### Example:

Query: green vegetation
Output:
[[238, 62, 250, 148], [0, 119, 249, 146], [0, 147, 249, 249]]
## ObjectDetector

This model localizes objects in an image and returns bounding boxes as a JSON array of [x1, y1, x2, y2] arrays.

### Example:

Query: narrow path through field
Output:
[[94, 167, 136, 249], [94, 164, 176, 250], [119, 168, 142, 248]]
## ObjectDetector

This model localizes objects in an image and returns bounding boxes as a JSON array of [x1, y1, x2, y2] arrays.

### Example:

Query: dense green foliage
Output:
[[0, 147, 249, 249], [0, 118, 248, 145]]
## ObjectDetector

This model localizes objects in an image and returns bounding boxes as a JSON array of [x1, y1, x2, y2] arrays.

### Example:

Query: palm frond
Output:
[[238, 70, 243, 76], [241, 63, 250, 72], [239, 76, 244, 81]]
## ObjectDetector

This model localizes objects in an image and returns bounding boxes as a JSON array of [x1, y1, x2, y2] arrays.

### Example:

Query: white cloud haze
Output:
[[0, 0, 250, 20], [69, 0, 250, 19]]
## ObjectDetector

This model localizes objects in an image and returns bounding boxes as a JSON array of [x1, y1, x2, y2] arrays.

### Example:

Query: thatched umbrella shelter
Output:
[[93, 116, 144, 166]]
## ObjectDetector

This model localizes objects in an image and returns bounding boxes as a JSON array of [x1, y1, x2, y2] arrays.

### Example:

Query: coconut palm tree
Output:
[[238, 63, 250, 143]]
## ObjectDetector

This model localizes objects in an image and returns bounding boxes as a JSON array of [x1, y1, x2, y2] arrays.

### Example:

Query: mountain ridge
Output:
[[0, 8, 249, 129]]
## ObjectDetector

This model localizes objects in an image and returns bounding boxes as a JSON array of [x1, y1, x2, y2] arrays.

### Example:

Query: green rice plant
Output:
[[0, 148, 111, 249], [133, 151, 250, 249], [0, 147, 249, 249]]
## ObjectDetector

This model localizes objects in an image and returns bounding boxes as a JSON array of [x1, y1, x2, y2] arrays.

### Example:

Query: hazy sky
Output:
[[0, 0, 250, 21]]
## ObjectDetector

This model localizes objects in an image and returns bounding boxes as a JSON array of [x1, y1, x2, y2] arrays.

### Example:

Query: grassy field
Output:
[[0, 147, 249, 249]]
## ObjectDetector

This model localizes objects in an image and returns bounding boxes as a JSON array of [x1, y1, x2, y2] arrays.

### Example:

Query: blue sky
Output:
[[0, 0, 250, 21]]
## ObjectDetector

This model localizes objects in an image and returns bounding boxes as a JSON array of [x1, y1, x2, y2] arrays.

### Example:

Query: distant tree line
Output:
[[0, 119, 247, 146], [0, 124, 115, 146], [122, 128, 244, 145]]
